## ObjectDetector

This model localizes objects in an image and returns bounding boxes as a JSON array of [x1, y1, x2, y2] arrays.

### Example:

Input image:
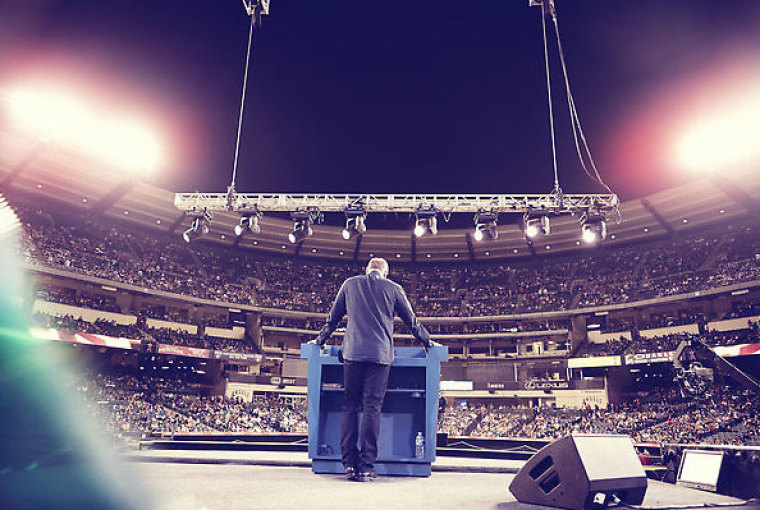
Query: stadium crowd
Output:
[[576, 324, 760, 358], [77, 370, 759, 447], [33, 312, 256, 353], [15, 202, 760, 319], [16, 199, 760, 454], [442, 383, 760, 445], [77, 372, 307, 437]]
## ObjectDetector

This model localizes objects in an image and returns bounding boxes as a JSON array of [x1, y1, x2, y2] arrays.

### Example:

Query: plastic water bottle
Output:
[[415, 432, 425, 459]]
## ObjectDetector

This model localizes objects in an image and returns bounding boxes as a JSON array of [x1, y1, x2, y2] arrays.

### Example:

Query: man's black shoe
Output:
[[344, 466, 358, 481], [357, 468, 377, 482]]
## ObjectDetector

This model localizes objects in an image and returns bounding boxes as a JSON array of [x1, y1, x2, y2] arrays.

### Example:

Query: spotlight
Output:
[[182, 209, 212, 243], [474, 223, 498, 241], [234, 211, 261, 236], [288, 221, 312, 244], [473, 210, 498, 241], [341, 207, 367, 240], [182, 217, 209, 243], [288, 209, 316, 244], [581, 212, 607, 244], [524, 213, 550, 239], [414, 206, 438, 238], [581, 225, 598, 244]]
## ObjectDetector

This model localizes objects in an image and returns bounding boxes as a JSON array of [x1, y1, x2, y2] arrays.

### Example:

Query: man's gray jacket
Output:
[[314, 270, 431, 365]]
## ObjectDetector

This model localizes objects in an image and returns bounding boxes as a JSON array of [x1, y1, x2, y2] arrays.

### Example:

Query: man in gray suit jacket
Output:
[[311, 257, 438, 481]]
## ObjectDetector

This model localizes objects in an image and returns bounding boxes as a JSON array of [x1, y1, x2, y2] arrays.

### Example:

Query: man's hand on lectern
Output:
[[307, 339, 319, 345], [425, 340, 442, 352]]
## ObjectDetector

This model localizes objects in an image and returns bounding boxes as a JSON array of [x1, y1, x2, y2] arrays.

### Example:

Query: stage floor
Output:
[[125, 451, 750, 510]]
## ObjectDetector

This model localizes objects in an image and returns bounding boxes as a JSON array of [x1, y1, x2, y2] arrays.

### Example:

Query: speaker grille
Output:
[[539, 472, 561, 494], [530, 455, 554, 480]]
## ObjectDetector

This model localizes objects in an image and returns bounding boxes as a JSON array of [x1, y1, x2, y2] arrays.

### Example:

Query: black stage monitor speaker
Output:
[[509, 434, 647, 510]]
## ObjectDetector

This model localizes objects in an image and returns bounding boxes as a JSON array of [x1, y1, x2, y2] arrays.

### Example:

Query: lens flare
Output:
[[675, 88, 760, 173], [7, 87, 163, 177]]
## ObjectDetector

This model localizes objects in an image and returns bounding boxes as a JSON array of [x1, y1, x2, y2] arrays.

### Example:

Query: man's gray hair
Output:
[[366, 257, 389, 278]]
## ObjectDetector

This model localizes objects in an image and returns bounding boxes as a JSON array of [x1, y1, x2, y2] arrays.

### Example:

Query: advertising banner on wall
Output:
[[623, 351, 674, 365], [157, 344, 211, 359], [474, 380, 602, 391], [212, 351, 264, 364], [623, 342, 760, 366]]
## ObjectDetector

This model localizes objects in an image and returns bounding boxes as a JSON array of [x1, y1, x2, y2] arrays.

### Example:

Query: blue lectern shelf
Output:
[[301, 344, 448, 477]]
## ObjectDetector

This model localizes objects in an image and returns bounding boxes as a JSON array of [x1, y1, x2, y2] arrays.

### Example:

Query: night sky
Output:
[[2, 0, 760, 201]]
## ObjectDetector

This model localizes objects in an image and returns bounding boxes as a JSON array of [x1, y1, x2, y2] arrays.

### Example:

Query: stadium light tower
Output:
[[6, 88, 163, 177], [675, 91, 760, 173]]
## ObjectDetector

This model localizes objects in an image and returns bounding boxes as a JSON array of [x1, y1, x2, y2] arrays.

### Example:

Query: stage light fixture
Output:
[[414, 206, 438, 238], [524, 213, 550, 239], [288, 221, 312, 244], [581, 212, 607, 244], [182, 209, 213, 244], [341, 207, 367, 240], [473, 210, 498, 241], [288, 209, 316, 244], [234, 211, 261, 236], [414, 217, 437, 237], [182, 217, 208, 243]]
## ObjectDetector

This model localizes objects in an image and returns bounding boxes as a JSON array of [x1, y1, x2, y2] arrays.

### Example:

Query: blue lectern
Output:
[[301, 344, 448, 476]]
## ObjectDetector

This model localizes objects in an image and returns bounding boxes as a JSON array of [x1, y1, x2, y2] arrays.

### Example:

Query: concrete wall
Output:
[[145, 318, 197, 334], [205, 326, 245, 339], [587, 330, 632, 342], [33, 300, 137, 325], [638, 323, 699, 338], [708, 315, 760, 332]]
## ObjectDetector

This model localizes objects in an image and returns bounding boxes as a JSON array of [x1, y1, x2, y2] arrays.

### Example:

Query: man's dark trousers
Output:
[[341, 360, 391, 470]]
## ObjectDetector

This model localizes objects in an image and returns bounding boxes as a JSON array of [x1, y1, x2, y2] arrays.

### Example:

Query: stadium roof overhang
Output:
[[2, 128, 759, 263]]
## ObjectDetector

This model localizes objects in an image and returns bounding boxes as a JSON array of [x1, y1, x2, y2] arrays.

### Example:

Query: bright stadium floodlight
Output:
[[524, 213, 550, 239], [675, 90, 760, 173], [6, 87, 163, 177], [341, 207, 367, 240], [234, 210, 261, 236], [473, 210, 498, 241], [414, 206, 438, 238], [581, 211, 607, 244]]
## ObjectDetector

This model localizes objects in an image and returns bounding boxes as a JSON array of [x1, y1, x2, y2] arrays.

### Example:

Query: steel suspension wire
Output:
[[540, 4, 560, 192], [549, 10, 614, 195], [230, 12, 257, 190]]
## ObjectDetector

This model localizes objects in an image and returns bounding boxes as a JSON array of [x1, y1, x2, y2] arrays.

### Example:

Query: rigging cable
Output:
[[548, 5, 614, 195], [230, 10, 257, 190], [540, 2, 561, 193]]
